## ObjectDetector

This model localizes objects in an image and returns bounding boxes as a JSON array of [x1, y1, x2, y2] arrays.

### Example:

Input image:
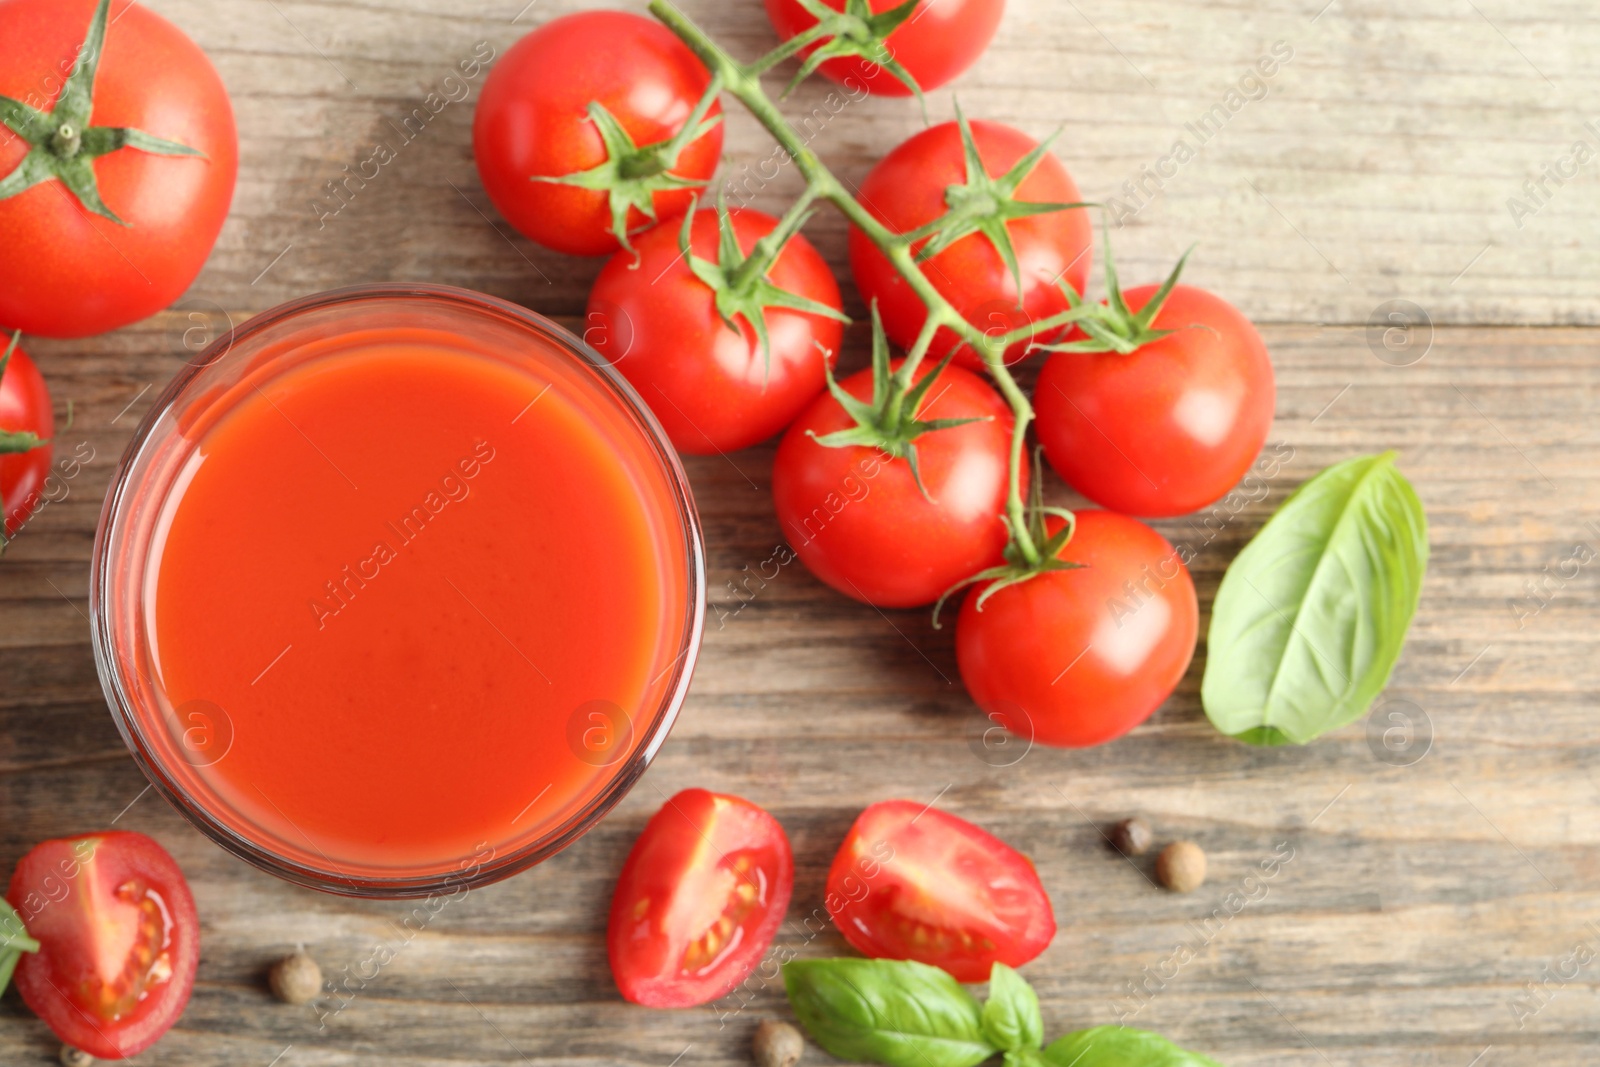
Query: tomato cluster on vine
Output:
[[472, 0, 1276, 753]]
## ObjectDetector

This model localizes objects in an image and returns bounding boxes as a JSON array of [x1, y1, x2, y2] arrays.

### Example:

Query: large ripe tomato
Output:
[[473, 11, 723, 257], [8, 832, 199, 1060], [957, 511, 1197, 748], [772, 360, 1020, 608], [608, 789, 793, 1008], [588, 207, 844, 455], [0, 0, 237, 339], [1035, 284, 1275, 517], [849, 119, 1091, 370], [763, 0, 1005, 96], [825, 799, 1054, 982], [0, 334, 54, 538]]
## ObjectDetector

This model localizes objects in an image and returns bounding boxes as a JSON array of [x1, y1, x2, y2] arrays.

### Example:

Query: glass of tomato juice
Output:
[[91, 284, 705, 897]]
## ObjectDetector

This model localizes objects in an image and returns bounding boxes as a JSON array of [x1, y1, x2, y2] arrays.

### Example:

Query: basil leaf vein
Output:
[[1202, 451, 1429, 745]]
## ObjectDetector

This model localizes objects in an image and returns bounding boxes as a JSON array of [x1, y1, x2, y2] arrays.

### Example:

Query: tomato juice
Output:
[[93, 286, 704, 895]]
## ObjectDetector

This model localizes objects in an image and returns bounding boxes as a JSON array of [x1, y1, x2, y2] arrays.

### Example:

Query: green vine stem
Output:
[[648, 0, 1093, 569]]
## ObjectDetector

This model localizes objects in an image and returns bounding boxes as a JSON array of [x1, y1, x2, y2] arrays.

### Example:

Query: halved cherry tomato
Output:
[[772, 359, 1021, 609], [588, 206, 844, 455], [849, 118, 1091, 370], [826, 799, 1054, 982], [473, 11, 723, 257], [0, 334, 54, 538], [1034, 284, 1276, 517], [608, 789, 793, 1008], [8, 831, 199, 1060], [957, 511, 1198, 748], [763, 0, 1005, 96]]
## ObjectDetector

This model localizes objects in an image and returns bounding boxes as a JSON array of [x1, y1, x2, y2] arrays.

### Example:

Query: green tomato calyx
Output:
[[533, 77, 724, 260], [0, 0, 204, 224]]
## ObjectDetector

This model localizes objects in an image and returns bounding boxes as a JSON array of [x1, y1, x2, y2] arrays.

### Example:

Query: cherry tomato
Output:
[[763, 0, 1005, 96], [0, 336, 54, 538], [473, 11, 724, 257], [608, 789, 793, 1008], [8, 831, 199, 1060], [588, 207, 844, 455], [849, 119, 1091, 370], [957, 511, 1197, 748], [1034, 284, 1275, 517], [825, 799, 1054, 982], [772, 360, 1020, 608], [0, 0, 238, 339]]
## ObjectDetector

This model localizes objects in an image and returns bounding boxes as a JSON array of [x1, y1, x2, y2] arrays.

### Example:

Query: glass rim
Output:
[[89, 282, 707, 898]]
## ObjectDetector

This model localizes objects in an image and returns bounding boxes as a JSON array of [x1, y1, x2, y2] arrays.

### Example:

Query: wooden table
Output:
[[4, 1, 1597, 1063]]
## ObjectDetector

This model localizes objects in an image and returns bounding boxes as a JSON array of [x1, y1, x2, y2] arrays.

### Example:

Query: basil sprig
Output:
[[1201, 451, 1428, 745], [782, 958, 1224, 1067]]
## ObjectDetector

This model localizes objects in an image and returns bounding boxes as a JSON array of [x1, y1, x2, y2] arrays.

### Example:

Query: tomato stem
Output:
[[649, 0, 1046, 564]]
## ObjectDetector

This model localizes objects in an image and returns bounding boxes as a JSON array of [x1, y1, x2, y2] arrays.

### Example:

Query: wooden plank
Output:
[[4, 0, 1600, 1064]]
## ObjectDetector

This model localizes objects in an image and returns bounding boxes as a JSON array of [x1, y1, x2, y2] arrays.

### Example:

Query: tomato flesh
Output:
[[958, 512, 1199, 748], [608, 790, 793, 1008], [826, 800, 1054, 982], [1035, 284, 1276, 517], [8, 832, 199, 1060]]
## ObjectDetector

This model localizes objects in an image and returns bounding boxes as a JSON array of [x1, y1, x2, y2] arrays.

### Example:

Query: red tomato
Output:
[[763, 0, 1005, 96], [1034, 284, 1275, 517], [473, 11, 723, 257], [0, 336, 54, 538], [0, 0, 237, 339], [588, 207, 844, 455], [608, 789, 793, 1008], [850, 119, 1091, 371], [957, 511, 1197, 748], [8, 832, 199, 1060], [825, 799, 1054, 982], [772, 360, 1020, 608]]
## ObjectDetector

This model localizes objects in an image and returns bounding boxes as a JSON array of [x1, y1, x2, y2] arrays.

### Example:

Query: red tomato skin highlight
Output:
[[772, 360, 1021, 609], [0, 340, 55, 537], [849, 119, 1091, 370], [8, 832, 199, 1060], [608, 789, 794, 1008], [957, 512, 1198, 749], [763, 0, 1005, 95], [1035, 284, 1276, 518], [825, 799, 1055, 982], [0, 0, 238, 339], [588, 208, 843, 455], [472, 11, 724, 257]]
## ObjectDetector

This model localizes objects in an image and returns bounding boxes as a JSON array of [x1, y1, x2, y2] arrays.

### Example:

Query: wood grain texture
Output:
[[3, 0, 1599, 1064]]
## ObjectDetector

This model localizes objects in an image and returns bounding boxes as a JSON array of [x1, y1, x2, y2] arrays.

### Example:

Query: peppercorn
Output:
[[1156, 841, 1206, 892], [1107, 817, 1152, 856], [269, 949, 324, 1005], [753, 1019, 804, 1067], [59, 1046, 94, 1067]]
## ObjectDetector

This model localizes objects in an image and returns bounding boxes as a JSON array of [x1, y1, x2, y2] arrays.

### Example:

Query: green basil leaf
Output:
[[1202, 451, 1428, 745], [1042, 1026, 1226, 1067], [981, 963, 1043, 1051], [0, 898, 38, 997], [783, 958, 998, 1067]]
